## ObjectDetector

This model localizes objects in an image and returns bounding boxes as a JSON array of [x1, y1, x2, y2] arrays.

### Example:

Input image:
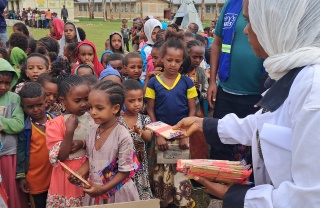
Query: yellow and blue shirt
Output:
[[145, 73, 197, 125]]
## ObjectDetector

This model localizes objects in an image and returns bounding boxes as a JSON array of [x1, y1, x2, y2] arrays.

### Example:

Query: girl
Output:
[[15, 53, 50, 93], [70, 81, 140, 205], [9, 47, 27, 79], [140, 19, 162, 81], [119, 79, 153, 200], [181, 40, 209, 159], [49, 18, 64, 41], [62, 42, 78, 69], [109, 32, 126, 54], [46, 75, 94, 207], [36, 36, 60, 65], [74, 64, 95, 76], [145, 30, 197, 207], [73, 40, 104, 77], [100, 50, 114, 69], [59, 22, 81, 56], [12, 22, 30, 38], [50, 59, 71, 78]]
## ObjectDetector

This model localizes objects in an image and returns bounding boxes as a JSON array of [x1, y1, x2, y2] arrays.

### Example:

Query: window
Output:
[[94, 4, 98, 12], [98, 4, 102, 12], [131, 4, 135, 12], [120, 4, 124, 12], [115, 4, 118, 12], [212, 5, 216, 14], [79, 4, 82, 11], [125, 4, 129, 12], [206, 5, 210, 13], [83, 5, 87, 11]]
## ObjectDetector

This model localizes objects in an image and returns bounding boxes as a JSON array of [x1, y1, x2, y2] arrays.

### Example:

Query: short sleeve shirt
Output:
[[122, 28, 130, 39], [145, 74, 197, 125]]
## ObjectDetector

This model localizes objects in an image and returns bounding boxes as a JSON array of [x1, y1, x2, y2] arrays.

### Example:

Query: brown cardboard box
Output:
[[79, 199, 160, 208]]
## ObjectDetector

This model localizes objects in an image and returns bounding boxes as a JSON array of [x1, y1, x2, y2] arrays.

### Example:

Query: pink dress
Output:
[[46, 113, 94, 207], [83, 124, 140, 205]]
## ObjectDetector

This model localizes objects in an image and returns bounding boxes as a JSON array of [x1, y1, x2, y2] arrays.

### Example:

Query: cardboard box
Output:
[[157, 143, 190, 164], [79, 199, 160, 208]]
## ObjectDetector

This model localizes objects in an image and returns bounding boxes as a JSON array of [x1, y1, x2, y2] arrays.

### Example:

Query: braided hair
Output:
[[58, 74, 86, 98], [186, 40, 204, 54], [36, 37, 60, 62], [93, 81, 125, 116]]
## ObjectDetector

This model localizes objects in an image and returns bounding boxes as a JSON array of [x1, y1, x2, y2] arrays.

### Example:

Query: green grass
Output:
[[7, 18, 212, 57]]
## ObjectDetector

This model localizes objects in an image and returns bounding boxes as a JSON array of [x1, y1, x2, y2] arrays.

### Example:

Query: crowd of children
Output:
[[0, 16, 214, 208]]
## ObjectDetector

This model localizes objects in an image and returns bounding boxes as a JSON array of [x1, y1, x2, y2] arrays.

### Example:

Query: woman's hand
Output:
[[193, 176, 231, 199], [70, 140, 84, 154], [83, 180, 104, 197], [156, 135, 168, 151], [172, 117, 204, 137]]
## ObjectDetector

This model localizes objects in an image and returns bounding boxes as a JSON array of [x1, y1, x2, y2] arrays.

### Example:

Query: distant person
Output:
[[121, 19, 131, 52], [0, 0, 8, 49], [187, 22, 199, 34], [45, 9, 51, 28], [61, 5, 68, 23]]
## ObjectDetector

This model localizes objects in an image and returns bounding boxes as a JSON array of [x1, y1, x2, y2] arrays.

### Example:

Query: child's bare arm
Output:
[[188, 98, 197, 117], [58, 115, 78, 161], [68, 159, 89, 186], [146, 99, 156, 122]]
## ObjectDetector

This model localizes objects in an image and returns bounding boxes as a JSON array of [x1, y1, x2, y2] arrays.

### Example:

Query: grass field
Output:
[[7, 18, 212, 57]]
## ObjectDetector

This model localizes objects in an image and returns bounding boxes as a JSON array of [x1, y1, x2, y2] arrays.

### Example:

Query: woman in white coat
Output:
[[173, 0, 320, 207]]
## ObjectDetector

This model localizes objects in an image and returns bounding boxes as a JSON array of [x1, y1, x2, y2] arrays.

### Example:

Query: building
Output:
[[6, 0, 75, 20], [74, 0, 225, 21]]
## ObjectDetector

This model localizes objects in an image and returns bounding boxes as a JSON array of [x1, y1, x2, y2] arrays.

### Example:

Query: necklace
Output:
[[30, 114, 50, 127], [96, 121, 117, 140]]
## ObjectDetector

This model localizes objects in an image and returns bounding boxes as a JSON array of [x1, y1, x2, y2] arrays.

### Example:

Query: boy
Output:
[[0, 58, 25, 208], [121, 19, 131, 52], [124, 52, 144, 86], [16, 82, 54, 208], [106, 53, 125, 77]]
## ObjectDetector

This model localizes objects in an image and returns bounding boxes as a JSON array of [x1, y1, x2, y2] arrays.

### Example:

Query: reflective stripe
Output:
[[221, 44, 231, 53]]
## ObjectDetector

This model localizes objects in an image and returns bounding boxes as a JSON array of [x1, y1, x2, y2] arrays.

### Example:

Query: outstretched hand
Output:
[[193, 176, 231, 199], [172, 117, 204, 138]]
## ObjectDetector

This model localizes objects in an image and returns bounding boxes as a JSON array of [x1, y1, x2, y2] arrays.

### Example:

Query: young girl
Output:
[[73, 40, 104, 77], [100, 50, 114, 69], [109, 32, 126, 54], [46, 75, 94, 207], [145, 30, 197, 207], [70, 81, 140, 205], [49, 18, 64, 41], [15, 53, 50, 93], [63, 42, 78, 69], [119, 79, 153, 200], [36, 36, 60, 64], [59, 22, 81, 56], [74, 64, 95, 76]]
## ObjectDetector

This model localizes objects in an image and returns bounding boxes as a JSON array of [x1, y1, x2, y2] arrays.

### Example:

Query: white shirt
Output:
[[217, 65, 320, 207]]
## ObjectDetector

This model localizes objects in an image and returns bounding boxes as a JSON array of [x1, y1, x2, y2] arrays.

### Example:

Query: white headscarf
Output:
[[58, 22, 81, 56], [249, 0, 320, 80], [144, 19, 162, 45]]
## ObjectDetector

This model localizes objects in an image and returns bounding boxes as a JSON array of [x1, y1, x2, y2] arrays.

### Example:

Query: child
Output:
[[9, 47, 27, 78], [0, 58, 26, 208], [8, 32, 28, 52], [100, 50, 114, 69], [184, 32, 196, 44], [73, 40, 104, 77], [62, 42, 78, 69], [15, 53, 50, 93], [104, 39, 110, 50], [49, 18, 64, 41], [37, 73, 62, 116], [121, 19, 130, 52], [77, 27, 86, 41], [109, 32, 126, 54], [36, 36, 60, 64], [12, 22, 30, 38], [16, 82, 54, 208], [82, 74, 99, 89], [138, 27, 147, 51], [0, 48, 9, 61], [99, 64, 122, 83], [59, 22, 81, 56], [145, 30, 197, 207], [50, 59, 71, 78], [74, 64, 95, 76], [119, 79, 153, 200], [46, 75, 94, 207], [124, 52, 144, 86], [106, 53, 124, 76], [140, 19, 162, 81], [70, 81, 140, 205]]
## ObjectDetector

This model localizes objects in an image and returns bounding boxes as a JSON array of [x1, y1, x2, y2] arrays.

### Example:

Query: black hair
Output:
[[167, 23, 179, 32], [186, 40, 204, 53], [50, 59, 71, 78], [185, 32, 195, 39], [58, 74, 86, 98], [123, 52, 142, 66], [161, 29, 187, 59], [21, 53, 50, 81], [13, 22, 29, 37], [189, 23, 199, 33], [75, 64, 95, 75], [122, 79, 143, 92], [205, 48, 211, 65], [156, 29, 166, 41], [19, 82, 44, 101], [82, 74, 99, 86], [0, 71, 14, 78], [106, 53, 124, 65], [77, 27, 86, 41], [8, 33, 28, 51], [0, 47, 9, 61], [93, 81, 124, 116], [36, 37, 60, 62], [153, 40, 164, 49], [195, 34, 206, 45], [204, 27, 210, 33], [28, 39, 37, 54], [37, 73, 58, 86], [122, 19, 127, 23]]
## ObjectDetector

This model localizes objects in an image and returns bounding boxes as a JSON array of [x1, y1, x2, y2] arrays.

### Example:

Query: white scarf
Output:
[[249, 0, 320, 80]]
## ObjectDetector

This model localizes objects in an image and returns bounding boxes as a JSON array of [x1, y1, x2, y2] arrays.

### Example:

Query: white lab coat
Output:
[[217, 65, 320, 207]]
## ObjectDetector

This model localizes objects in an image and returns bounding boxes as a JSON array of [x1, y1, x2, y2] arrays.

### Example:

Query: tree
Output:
[[110, 0, 114, 21], [88, 0, 94, 19], [102, 0, 107, 21], [139, 0, 142, 18], [201, 0, 205, 22]]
